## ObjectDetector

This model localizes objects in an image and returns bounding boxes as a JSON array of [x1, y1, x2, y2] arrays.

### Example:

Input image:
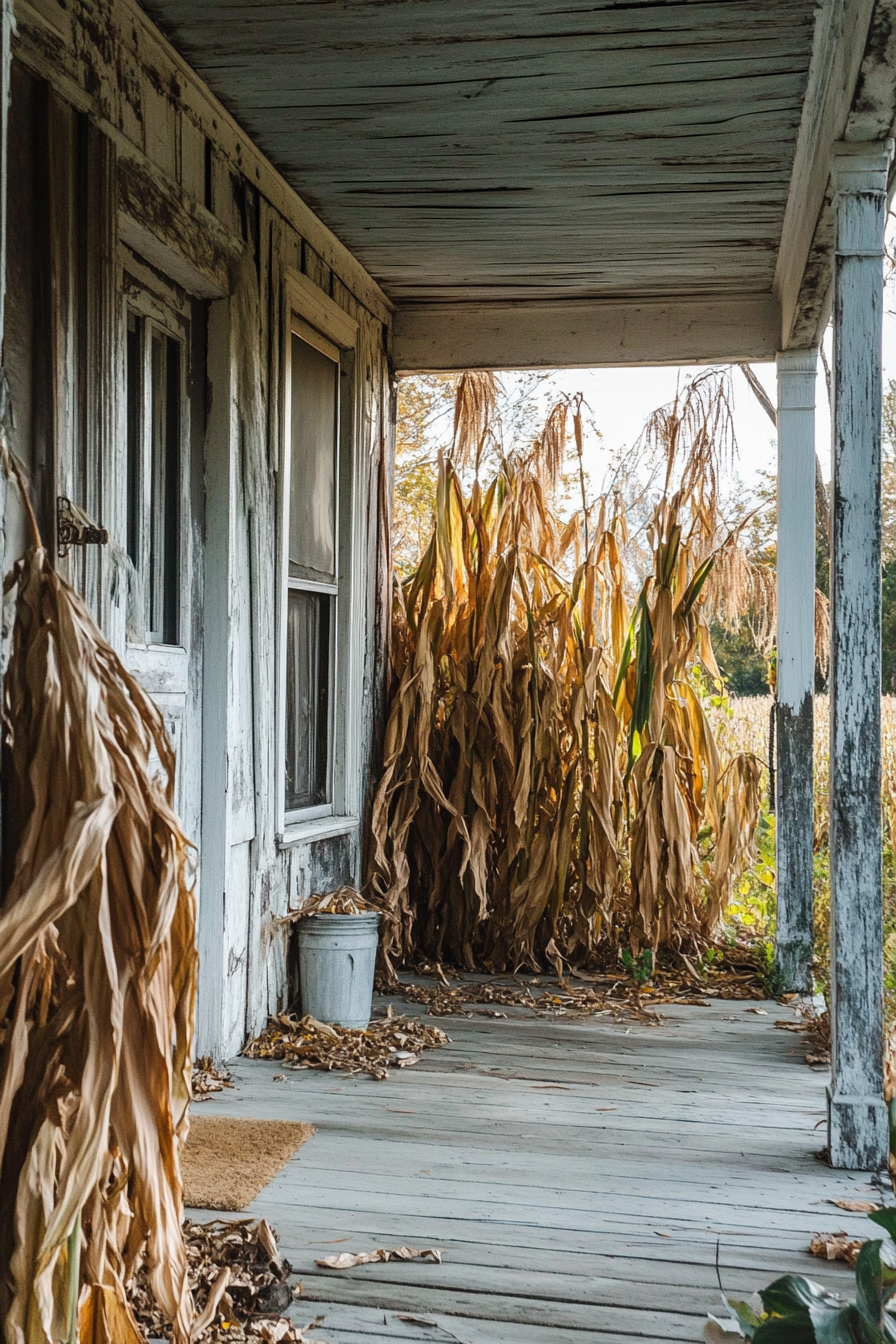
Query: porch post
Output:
[[775, 350, 817, 993], [828, 139, 893, 1171]]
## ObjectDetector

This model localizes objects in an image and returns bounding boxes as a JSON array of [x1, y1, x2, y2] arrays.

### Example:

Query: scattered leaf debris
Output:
[[829, 1199, 880, 1213], [376, 947, 768, 1024], [810, 1232, 865, 1266], [316, 1247, 443, 1269], [193, 1056, 234, 1101], [129, 1218, 327, 1341], [379, 976, 662, 1024], [283, 886, 378, 917], [244, 1013, 449, 1080], [799, 1006, 832, 1067]]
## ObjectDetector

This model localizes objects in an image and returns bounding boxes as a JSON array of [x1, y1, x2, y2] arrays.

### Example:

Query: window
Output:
[[284, 327, 339, 815], [126, 311, 182, 645]]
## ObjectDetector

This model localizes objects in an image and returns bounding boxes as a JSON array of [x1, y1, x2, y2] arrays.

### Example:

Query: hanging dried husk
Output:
[[0, 469, 198, 1342]]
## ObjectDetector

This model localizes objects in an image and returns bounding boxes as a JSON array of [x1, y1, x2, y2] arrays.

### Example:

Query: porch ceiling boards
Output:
[[191, 991, 885, 1343], [140, 0, 895, 365], [143, 0, 815, 302]]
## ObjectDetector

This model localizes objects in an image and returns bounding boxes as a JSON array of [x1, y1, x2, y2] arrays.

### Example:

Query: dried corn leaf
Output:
[[316, 1248, 442, 1269], [193, 1057, 234, 1099], [284, 887, 377, 918], [810, 1233, 865, 1266]]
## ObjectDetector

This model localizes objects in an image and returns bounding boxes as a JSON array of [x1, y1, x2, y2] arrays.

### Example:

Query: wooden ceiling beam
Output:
[[775, 0, 896, 349], [392, 293, 781, 373]]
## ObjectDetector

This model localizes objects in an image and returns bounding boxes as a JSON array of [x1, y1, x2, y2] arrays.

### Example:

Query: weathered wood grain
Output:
[[393, 294, 782, 371], [828, 140, 893, 1170], [189, 999, 877, 1343], [139, 0, 818, 308], [775, 349, 817, 992]]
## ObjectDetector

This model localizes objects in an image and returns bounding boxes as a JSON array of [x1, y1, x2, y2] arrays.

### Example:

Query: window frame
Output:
[[278, 270, 360, 842]]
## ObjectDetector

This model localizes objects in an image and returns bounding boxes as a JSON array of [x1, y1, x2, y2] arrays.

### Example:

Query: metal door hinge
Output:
[[57, 496, 109, 558]]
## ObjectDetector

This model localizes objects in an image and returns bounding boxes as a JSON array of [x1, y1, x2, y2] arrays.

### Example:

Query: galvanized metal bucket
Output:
[[297, 912, 380, 1029]]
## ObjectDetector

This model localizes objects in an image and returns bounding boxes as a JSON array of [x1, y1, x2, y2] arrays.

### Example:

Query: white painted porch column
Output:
[[828, 139, 893, 1171], [775, 350, 817, 993]]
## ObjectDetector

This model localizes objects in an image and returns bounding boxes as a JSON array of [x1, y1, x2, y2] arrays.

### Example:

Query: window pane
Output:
[[125, 313, 141, 568], [289, 333, 337, 583], [285, 589, 331, 810], [149, 330, 180, 644]]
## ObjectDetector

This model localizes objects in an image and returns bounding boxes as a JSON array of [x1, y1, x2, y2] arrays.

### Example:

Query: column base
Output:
[[774, 937, 813, 994], [827, 1087, 889, 1170]]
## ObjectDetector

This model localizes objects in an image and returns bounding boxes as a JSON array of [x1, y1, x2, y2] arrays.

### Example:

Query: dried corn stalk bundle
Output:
[[245, 1013, 448, 1080], [0, 542, 198, 1342], [369, 371, 766, 971]]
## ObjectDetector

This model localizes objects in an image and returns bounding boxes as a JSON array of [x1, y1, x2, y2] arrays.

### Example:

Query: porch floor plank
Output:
[[189, 997, 889, 1342]]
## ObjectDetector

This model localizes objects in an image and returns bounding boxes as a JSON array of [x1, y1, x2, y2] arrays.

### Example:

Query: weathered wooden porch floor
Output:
[[192, 992, 890, 1343]]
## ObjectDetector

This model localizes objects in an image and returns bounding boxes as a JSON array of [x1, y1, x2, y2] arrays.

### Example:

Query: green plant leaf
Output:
[[871, 1211, 896, 1244], [752, 1314, 815, 1343], [811, 1301, 885, 1343], [761, 1276, 844, 1317], [724, 1296, 762, 1331], [855, 1241, 886, 1324]]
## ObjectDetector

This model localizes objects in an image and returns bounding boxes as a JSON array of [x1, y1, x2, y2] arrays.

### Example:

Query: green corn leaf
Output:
[[680, 553, 716, 619]]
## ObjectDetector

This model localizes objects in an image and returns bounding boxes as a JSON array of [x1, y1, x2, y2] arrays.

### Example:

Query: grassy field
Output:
[[719, 695, 896, 1031]]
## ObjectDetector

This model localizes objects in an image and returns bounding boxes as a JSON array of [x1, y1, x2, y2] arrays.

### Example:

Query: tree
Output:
[[392, 375, 455, 572], [392, 371, 565, 571]]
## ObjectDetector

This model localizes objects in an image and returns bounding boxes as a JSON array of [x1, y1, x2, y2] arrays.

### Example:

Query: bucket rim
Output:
[[296, 909, 381, 924]]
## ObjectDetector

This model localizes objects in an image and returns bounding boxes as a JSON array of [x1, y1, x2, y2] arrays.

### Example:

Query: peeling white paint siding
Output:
[[2, 0, 396, 1059], [197, 296, 235, 1057], [828, 139, 893, 1171], [775, 349, 816, 992]]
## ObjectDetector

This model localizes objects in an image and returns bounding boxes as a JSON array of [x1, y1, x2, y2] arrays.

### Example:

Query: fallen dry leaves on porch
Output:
[[129, 1218, 326, 1342], [810, 1232, 866, 1266], [244, 1013, 449, 1080], [316, 1247, 442, 1269], [377, 949, 767, 1023], [383, 975, 661, 1023], [193, 1056, 235, 1099]]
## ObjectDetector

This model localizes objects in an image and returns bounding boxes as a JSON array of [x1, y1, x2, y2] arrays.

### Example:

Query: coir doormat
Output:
[[182, 1116, 315, 1211]]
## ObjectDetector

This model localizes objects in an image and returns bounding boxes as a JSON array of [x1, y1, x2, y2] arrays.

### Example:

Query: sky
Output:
[[403, 230, 896, 510], [532, 265, 896, 501]]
